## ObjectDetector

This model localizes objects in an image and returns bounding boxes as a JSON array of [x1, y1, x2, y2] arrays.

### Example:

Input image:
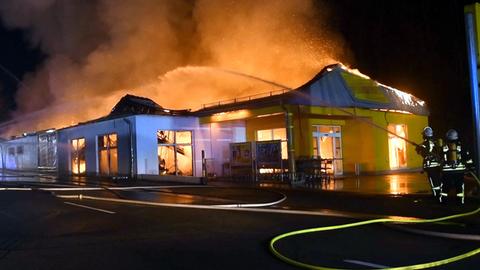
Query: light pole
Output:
[[464, 5, 480, 174]]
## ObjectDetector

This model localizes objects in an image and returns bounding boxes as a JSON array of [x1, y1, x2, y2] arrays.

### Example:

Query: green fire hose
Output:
[[269, 171, 480, 270]]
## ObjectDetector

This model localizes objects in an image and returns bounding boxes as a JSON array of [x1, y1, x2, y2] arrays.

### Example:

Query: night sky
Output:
[[0, 28, 45, 119], [329, 0, 476, 143], [0, 0, 477, 144]]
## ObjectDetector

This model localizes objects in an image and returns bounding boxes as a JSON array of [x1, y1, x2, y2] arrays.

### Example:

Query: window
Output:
[[157, 130, 193, 176], [256, 128, 287, 159], [388, 124, 407, 169], [98, 133, 118, 175], [39, 133, 57, 168], [8, 147, 15, 156], [16, 146, 24, 155], [71, 138, 86, 174]]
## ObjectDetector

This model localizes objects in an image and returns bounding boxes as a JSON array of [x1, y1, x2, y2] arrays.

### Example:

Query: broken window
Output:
[[39, 133, 57, 168], [71, 138, 86, 174], [98, 133, 118, 175], [157, 130, 193, 176]]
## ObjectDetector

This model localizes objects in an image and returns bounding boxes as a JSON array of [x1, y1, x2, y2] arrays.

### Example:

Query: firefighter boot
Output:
[[439, 183, 448, 203], [456, 183, 465, 204]]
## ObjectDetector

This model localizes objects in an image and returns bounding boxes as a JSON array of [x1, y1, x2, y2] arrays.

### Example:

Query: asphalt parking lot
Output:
[[1, 174, 480, 269]]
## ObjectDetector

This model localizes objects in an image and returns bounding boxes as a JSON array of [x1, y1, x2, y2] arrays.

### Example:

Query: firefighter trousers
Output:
[[440, 171, 465, 204], [425, 167, 441, 197]]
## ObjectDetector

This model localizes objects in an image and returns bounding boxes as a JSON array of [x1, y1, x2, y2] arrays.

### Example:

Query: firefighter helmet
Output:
[[423, 126, 433, 138], [446, 129, 458, 141]]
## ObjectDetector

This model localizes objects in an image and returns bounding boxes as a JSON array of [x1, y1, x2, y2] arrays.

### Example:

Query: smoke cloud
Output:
[[0, 0, 350, 136]]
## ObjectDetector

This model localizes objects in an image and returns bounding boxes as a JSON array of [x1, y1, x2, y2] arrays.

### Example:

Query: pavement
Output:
[[0, 171, 480, 269]]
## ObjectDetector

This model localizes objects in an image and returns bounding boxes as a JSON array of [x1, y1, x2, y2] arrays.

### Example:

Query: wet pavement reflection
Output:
[[51, 187, 284, 206], [1, 171, 433, 196], [301, 173, 432, 195]]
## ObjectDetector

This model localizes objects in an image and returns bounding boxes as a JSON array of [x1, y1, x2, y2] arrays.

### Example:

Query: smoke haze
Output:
[[0, 0, 350, 136]]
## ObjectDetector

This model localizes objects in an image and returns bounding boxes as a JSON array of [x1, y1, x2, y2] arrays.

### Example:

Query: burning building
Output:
[[0, 64, 428, 181]]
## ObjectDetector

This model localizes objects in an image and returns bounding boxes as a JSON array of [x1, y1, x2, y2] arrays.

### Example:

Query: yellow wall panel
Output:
[[203, 103, 428, 174]]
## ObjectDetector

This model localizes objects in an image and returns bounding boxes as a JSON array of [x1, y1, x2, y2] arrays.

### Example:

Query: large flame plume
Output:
[[0, 0, 351, 137]]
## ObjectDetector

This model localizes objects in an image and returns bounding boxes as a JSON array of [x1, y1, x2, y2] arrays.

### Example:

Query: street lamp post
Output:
[[464, 7, 480, 175]]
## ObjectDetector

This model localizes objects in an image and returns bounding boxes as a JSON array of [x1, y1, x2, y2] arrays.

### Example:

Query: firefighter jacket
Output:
[[442, 140, 472, 172], [416, 138, 441, 169]]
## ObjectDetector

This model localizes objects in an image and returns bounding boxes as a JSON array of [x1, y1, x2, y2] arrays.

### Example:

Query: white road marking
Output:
[[0, 187, 32, 191], [390, 224, 480, 241], [344, 259, 389, 268], [63, 201, 116, 214]]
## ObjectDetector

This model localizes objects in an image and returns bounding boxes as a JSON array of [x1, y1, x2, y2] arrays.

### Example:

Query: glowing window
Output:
[[157, 130, 193, 176], [256, 128, 287, 159], [71, 138, 86, 175], [256, 130, 273, 141], [98, 133, 118, 175], [388, 124, 407, 169]]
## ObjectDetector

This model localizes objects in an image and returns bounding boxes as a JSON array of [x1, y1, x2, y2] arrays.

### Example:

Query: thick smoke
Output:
[[0, 0, 350, 136]]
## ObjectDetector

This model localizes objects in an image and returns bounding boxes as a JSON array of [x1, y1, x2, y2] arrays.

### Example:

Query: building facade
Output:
[[0, 64, 429, 180]]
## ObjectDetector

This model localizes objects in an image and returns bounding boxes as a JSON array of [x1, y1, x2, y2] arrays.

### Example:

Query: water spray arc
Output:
[[214, 67, 291, 90], [212, 66, 420, 147]]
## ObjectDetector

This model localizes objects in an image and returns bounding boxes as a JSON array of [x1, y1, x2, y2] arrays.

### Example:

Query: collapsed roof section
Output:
[[109, 94, 191, 117], [64, 94, 191, 129], [195, 63, 429, 116]]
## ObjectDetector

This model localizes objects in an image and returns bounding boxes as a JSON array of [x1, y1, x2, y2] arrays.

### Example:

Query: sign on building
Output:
[[229, 142, 254, 179], [255, 140, 282, 169]]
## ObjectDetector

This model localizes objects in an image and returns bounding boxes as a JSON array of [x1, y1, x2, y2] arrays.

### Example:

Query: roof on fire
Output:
[[109, 94, 191, 117], [194, 63, 429, 116]]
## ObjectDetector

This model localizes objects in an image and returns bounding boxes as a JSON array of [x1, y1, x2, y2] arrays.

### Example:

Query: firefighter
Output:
[[439, 129, 471, 204], [415, 126, 442, 197]]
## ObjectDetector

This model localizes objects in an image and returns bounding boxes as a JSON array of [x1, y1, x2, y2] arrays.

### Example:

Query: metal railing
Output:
[[201, 88, 291, 109]]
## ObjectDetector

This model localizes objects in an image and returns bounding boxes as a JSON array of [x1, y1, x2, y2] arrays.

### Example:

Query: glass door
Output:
[[71, 138, 86, 175], [312, 126, 343, 175]]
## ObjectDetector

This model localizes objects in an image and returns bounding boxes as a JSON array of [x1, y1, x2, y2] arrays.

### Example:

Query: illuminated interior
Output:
[[157, 130, 193, 176], [71, 138, 86, 174], [312, 125, 343, 175], [256, 128, 287, 159], [388, 124, 407, 169], [98, 133, 118, 175], [211, 110, 251, 122]]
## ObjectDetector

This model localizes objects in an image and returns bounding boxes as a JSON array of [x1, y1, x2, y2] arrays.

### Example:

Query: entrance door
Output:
[[312, 125, 343, 175], [71, 138, 86, 175]]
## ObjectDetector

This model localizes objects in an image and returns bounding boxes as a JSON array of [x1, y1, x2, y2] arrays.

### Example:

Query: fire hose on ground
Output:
[[269, 170, 480, 270]]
